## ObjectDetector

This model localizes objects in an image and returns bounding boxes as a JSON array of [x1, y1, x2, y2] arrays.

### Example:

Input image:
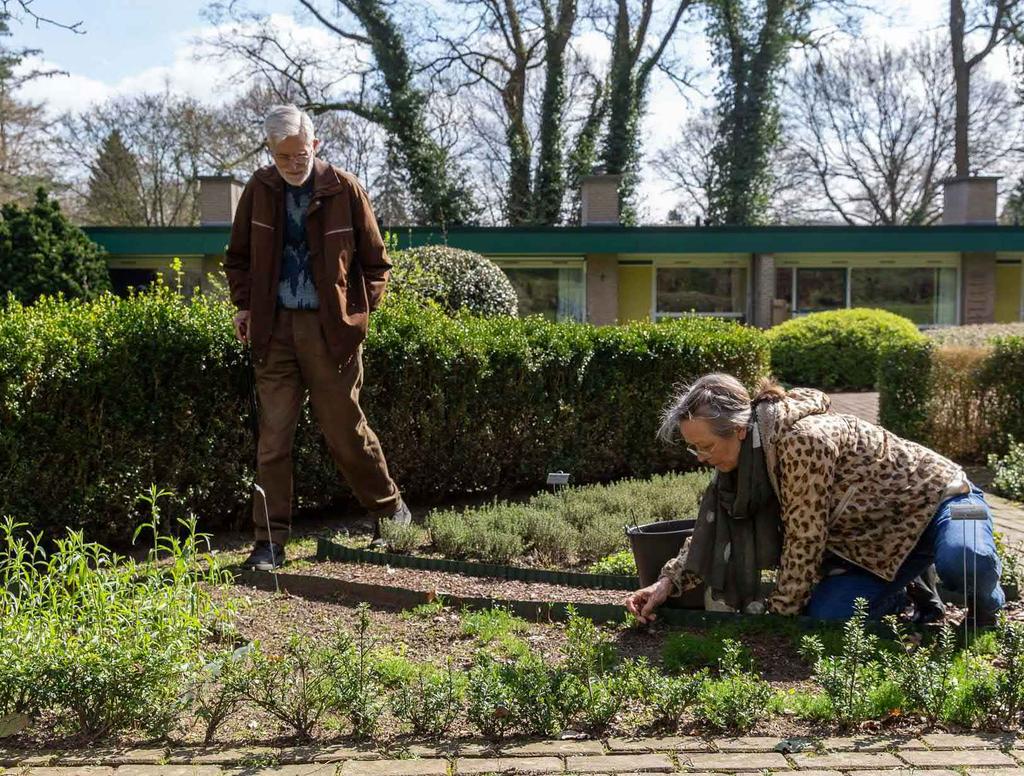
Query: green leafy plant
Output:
[[185, 643, 256, 745], [379, 519, 428, 553], [800, 599, 884, 724], [0, 188, 111, 304], [246, 636, 340, 740], [466, 655, 516, 742], [389, 244, 519, 317], [460, 606, 528, 645], [391, 662, 465, 738], [333, 604, 387, 740], [883, 618, 957, 724], [694, 640, 774, 732], [588, 549, 637, 575], [990, 439, 1024, 502], [993, 616, 1024, 726], [0, 503, 231, 741]]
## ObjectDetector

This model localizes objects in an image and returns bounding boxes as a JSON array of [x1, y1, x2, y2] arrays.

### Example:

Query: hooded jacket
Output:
[[223, 158, 391, 366]]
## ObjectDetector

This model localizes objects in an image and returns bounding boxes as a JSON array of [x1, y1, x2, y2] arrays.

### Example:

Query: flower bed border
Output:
[[315, 538, 639, 590]]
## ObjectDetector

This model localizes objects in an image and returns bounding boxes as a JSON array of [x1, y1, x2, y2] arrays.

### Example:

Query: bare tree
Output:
[[202, 1, 476, 225], [655, 107, 809, 224], [950, 0, 1024, 176], [785, 38, 1020, 225]]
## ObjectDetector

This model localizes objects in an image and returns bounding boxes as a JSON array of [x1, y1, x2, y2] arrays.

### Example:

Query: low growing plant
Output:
[[334, 604, 387, 740], [466, 655, 516, 742], [800, 599, 884, 724], [883, 618, 957, 724], [391, 662, 465, 739], [185, 643, 257, 745], [694, 640, 774, 732], [0, 499, 231, 741], [587, 549, 637, 576], [246, 636, 340, 740], [990, 439, 1024, 502], [380, 520, 428, 554]]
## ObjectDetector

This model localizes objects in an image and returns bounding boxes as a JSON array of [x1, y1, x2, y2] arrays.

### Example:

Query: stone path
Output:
[[827, 392, 879, 425], [6, 734, 1024, 775]]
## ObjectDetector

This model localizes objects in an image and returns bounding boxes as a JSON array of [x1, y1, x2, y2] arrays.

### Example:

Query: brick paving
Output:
[[7, 734, 1024, 775]]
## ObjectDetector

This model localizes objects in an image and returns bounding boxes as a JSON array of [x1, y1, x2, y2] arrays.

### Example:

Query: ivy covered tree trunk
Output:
[[341, 0, 477, 226], [599, 0, 696, 224], [532, 0, 577, 224], [705, 0, 799, 225]]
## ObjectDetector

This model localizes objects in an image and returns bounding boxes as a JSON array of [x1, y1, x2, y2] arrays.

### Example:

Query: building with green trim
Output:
[[84, 175, 1024, 328]]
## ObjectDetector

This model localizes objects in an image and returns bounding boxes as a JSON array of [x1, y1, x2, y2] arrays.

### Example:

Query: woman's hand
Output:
[[625, 576, 673, 624]]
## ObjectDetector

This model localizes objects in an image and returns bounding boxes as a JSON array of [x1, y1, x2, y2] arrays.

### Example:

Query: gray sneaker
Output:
[[243, 540, 285, 570]]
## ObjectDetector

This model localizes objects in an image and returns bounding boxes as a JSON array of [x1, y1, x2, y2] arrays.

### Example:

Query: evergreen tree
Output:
[[85, 130, 145, 225], [0, 189, 111, 304]]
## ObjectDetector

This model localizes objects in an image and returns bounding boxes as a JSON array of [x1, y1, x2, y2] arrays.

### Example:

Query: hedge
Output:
[[0, 288, 770, 544], [769, 309, 924, 391], [877, 335, 1024, 461]]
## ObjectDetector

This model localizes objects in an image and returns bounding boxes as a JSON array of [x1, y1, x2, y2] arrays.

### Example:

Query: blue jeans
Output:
[[805, 487, 1005, 621]]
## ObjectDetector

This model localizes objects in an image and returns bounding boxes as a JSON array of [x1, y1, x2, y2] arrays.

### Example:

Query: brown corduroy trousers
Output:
[[252, 308, 400, 545]]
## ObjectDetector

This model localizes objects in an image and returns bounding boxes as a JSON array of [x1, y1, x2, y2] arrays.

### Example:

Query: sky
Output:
[[8, 0, 1017, 222]]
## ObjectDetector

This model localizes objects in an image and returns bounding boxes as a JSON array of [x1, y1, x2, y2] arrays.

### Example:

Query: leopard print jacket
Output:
[[659, 388, 964, 616]]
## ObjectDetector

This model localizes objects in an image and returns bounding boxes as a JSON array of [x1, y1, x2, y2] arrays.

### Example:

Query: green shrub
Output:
[[379, 520, 427, 554], [694, 640, 774, 732], [0, 189, 111, 305], [391, 662, 465, 738], [877, 335, 1024, 459], [663, 630, 750, 671], [769, 308, 923, 390], [799, 599, 884, 724], [389, 244, 518, 317], [0, 288, 765, 542], [588, 549, 637, 575], [877, 338, 934, 442], [990, 439, 1024, 502], [460, 606, 528, 645]]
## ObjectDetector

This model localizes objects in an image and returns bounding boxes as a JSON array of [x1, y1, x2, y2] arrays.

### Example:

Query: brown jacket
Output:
[[661, 389, 965, 616], [223, 158, 391, 365]]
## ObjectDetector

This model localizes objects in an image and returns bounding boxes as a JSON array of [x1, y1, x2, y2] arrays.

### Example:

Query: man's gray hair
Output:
[[264, 104, 315, 147], [657, 373, 753, 444]]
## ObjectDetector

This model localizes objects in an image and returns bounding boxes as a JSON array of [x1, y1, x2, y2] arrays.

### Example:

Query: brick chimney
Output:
[[943, 176, 1000, 325], [198, 175, 245, 226], [580, 173, 622, 226]]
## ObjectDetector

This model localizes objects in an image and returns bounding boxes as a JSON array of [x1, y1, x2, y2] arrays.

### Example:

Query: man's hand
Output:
[[625, 576, 673, 624], [233, 310, 251, 344]]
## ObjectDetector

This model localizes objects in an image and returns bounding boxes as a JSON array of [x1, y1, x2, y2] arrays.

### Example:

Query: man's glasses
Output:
[[273, 151, 312, 167]]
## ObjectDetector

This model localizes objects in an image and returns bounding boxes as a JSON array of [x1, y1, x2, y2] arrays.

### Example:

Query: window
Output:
[[796, 268, 846, 314], [109, 268, 158, 297], [501, 265, 585, 322], [655, 267, 748, 321], [851, 267, 957, 325]]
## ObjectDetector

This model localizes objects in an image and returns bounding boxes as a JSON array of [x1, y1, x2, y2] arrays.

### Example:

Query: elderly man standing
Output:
[[224, 104, 411, 570]]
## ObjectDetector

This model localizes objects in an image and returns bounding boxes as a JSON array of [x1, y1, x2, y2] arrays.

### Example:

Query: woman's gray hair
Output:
[[657, 373, 753, 444], [264, 104, 315, 148]]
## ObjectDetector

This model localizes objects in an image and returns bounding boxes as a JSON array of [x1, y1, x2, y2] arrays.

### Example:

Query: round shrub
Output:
[[768, 308, 923, 390], [389, 244, 518, 317]]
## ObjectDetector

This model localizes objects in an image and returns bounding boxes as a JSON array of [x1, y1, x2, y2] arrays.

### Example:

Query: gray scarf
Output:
[[682, 403, 782, 609]]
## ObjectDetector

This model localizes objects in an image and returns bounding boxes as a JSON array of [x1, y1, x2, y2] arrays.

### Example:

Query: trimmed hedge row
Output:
[[769, 309, 924, 391], [878, 336, 1024, 461], [0, 288, 770, 543]]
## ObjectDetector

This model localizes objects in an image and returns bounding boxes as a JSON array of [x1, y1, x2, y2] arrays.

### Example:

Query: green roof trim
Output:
[[83, 224, 1024, 257]]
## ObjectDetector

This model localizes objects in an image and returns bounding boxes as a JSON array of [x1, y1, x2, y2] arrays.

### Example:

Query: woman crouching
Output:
[[625, 373, 1004, 623]]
